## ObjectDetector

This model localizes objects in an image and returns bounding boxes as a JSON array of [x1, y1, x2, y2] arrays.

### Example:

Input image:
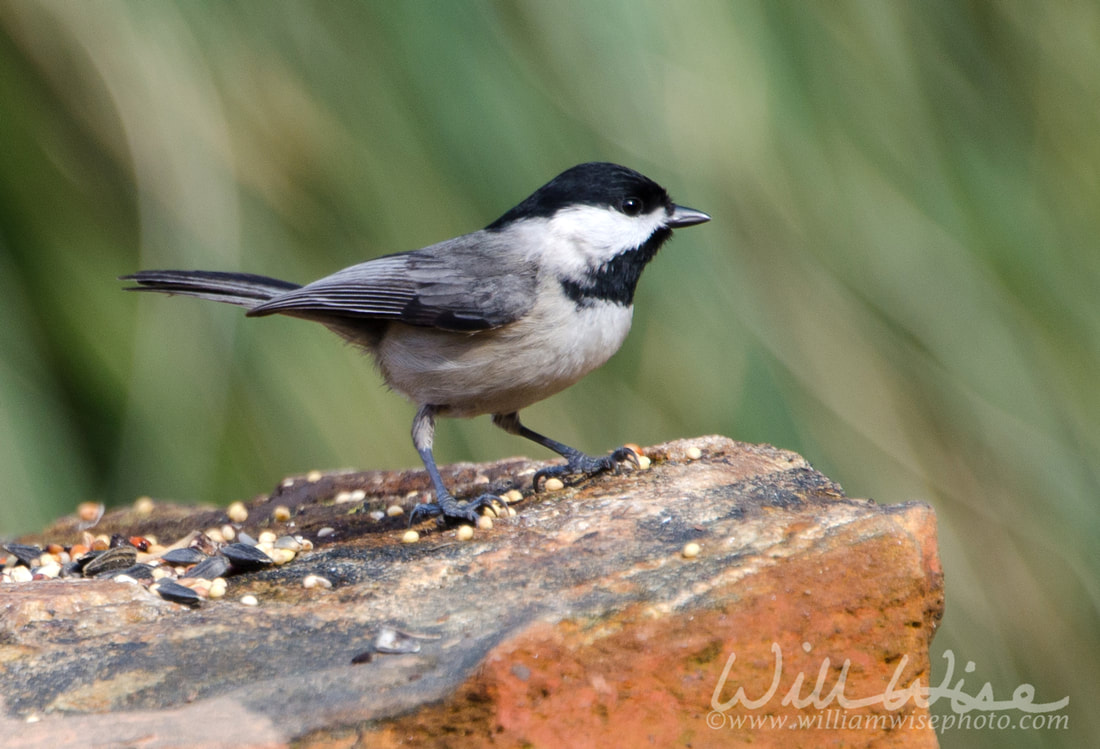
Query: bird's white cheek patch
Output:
[[546, 205, 667, 268]]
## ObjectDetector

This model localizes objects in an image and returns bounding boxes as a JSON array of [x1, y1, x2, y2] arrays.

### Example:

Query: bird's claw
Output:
[[611, 446, 642, 469], [533, 446, 641, 491], [408, 492, 507, 526]]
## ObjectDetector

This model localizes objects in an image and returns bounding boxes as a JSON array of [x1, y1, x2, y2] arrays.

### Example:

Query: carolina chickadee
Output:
[[123, 162, 710, 523]]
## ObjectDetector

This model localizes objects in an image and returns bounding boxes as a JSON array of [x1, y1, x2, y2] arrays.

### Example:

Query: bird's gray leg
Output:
[[408, 405, 500, 524], [492, 412, 639, 491]]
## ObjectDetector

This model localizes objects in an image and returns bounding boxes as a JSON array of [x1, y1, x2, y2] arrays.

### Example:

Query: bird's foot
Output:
[[408, 491, 506, 526], [533, 446, 640, 491]]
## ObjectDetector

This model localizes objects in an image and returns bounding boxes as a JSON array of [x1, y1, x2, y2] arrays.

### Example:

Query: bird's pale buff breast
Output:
[[375, 291, 634, 417]]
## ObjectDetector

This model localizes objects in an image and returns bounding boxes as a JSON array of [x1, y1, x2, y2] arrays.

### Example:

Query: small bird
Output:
[[123, 162, 709, 523]]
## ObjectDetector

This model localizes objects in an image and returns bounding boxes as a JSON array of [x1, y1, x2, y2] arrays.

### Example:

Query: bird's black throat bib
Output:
[[558, 226, 672, 307]]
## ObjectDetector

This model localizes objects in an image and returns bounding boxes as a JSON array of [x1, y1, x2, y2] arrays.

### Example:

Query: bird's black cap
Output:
[[486, 162, 672, 230]]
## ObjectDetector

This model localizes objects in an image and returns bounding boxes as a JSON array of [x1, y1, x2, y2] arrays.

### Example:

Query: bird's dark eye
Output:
[[620, 197, 643, 216]]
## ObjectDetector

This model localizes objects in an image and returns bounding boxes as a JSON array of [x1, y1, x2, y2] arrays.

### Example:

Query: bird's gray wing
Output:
[[247, 232, 537, 332]]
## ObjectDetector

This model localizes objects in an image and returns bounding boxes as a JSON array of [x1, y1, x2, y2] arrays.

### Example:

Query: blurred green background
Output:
[[1, 1, 1095, 745]]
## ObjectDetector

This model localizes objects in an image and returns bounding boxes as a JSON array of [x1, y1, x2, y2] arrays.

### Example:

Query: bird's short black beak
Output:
[[666, 204, 711, 228]]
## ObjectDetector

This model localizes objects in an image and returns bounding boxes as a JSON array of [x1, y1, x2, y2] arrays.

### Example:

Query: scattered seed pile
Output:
[[0, 493, 521, 607], [1, 500, 312, 607], [2, 446, 659, 607]]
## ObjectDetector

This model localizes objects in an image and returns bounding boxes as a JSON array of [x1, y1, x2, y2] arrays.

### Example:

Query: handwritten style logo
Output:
[[710, 642, 1068, 715]]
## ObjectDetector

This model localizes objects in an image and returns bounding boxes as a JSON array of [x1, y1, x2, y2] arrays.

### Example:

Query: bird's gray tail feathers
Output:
[[121, 270, 300, 310]]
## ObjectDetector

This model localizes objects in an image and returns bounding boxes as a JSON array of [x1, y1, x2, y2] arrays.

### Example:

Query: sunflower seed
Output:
[[83, 546, 138, 577], [274, 535, 303, 551], [3, 544, 43, 567], [183, 555, 230, 580], [160, 547, 208, 565], [374, 627, 423, 654], [153, 579, 202, 607], [105, 563, 156, 582], [221, 543, 274, 571]]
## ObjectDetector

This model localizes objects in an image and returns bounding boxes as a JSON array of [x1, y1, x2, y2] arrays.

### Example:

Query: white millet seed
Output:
[[226, 501, 249, 523]]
